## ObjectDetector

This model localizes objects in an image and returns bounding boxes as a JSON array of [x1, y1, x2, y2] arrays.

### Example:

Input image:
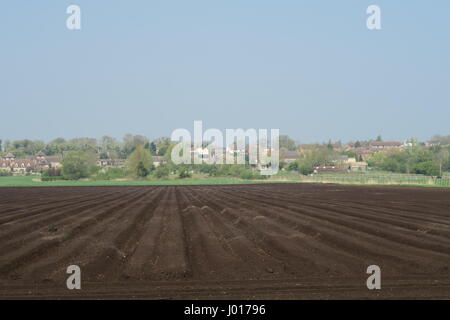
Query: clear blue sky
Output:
[[1, 1, 449, 143]]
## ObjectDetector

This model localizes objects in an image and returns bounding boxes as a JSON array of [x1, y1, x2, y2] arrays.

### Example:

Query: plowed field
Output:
[[0, 184, 449, 299]]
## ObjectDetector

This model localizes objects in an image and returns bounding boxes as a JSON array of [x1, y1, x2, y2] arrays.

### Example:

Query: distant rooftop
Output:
[[370, 141, 402, 147], [282, 151, 300, 159]]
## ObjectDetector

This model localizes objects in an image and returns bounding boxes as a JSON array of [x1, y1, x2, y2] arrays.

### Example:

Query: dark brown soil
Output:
[[0, 184, 449, 299]]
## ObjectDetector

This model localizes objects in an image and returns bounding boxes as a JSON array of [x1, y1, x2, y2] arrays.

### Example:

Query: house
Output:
[[152, 156, 164, 167], [281, 150, 300, 163], [0, 152, 61, 174], [346, 158, 368, 172], [97, 157, 166, 168], [194, 147, 209, 160], [96, 159, 127, 169], [39, 155, 62, 170], [352, 142, 403, 161], [353, 148, 374, 161], [96, 159, 126, 167], [3, 152, 16, 161], [334, 155, 349, 165], [350, 162, 368, 172], [369, 141, 403, 149]]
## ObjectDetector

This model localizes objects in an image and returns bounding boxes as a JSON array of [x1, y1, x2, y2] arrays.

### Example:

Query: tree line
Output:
[[2, 134, 450, 180], [0, 135, 172, 159]]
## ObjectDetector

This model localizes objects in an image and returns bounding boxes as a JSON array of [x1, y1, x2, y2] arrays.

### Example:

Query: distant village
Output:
[[288, 140, 406, 174], [1, 152, 62, 175], [2, 136, 446, 177]]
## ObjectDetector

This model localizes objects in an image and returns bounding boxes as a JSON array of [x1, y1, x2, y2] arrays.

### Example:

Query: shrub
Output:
[[178, 168, 192, 179], [239, 170, 256, 179], [153, 165, 169, 179], [89, 165, 102, 176], [41, 175, 66, 181], [239, 168, 265, 180], [298, 162, 314, 175], [94, 167, 127, 180], [287, 161, 299, 171]]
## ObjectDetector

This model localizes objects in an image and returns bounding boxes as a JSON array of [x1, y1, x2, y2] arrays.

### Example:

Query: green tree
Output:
[[45, 138, 68, 156], [122, 134, 149, 156], [412, 161, 440, 176], [368, 151, 410, 173], [279, 135, 297, 151], [154, 137, 172, 156], [100, 136, 120, 158], [304, 147, 335, 167], [61, 151, 95, 180], [153, 165, 169, 179], [127, 144, 153, 177], [435, 149, 450, 175], [412, 149, 433, 163], [149, 142, 157, 155], [4, 140, 11, 152], [429, 134, 450, 146], [8, 139, 45, 157], [327, 139, 333, 150], [298, 160, 314, 175], [136, 162, 150, 177], [341, 150, 358, 159], [367, 152, 386, 169]]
